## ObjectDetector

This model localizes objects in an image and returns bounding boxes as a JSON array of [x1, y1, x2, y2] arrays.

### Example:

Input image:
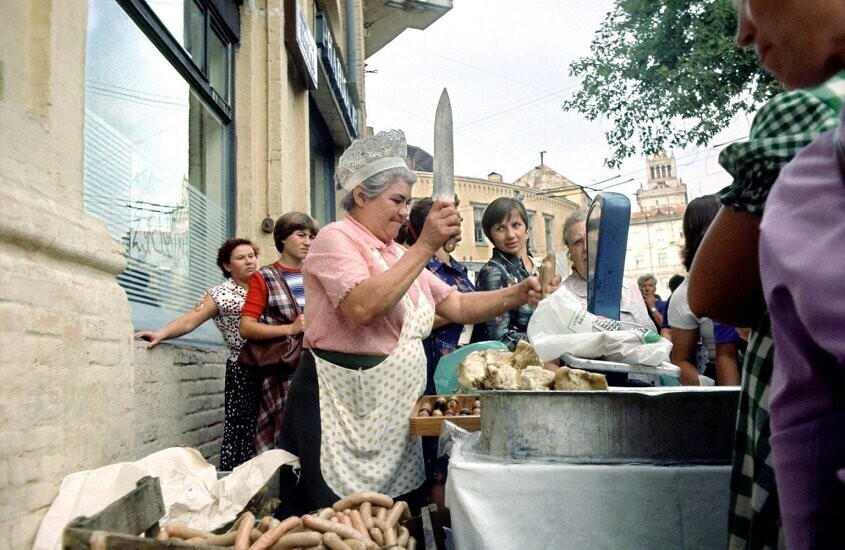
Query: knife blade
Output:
[[433, 87, 457, 253]]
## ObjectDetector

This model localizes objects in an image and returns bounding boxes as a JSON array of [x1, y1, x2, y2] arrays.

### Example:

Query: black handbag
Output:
[[238, 267, 303, 373]]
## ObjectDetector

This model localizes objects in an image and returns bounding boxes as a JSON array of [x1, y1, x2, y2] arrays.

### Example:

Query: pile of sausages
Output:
[[157, 491, 417, 550]]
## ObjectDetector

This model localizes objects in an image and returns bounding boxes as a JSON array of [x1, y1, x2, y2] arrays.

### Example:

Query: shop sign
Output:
[[316, 12, 359, 137], [284, 0, 318, 90]]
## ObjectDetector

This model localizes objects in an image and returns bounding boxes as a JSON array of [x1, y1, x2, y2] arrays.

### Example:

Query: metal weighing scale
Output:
[[566, 192, 681, 382]]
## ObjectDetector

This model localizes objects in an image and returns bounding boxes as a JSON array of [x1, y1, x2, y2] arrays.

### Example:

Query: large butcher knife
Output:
[[433, 88, 457, 253]]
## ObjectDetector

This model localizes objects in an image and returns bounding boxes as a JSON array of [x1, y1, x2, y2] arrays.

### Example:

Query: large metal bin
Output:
[[478, 387, 739, 463]]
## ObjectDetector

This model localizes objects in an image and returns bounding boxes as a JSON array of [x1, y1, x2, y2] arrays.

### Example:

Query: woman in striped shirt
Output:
[[240, 211, 319, 454]]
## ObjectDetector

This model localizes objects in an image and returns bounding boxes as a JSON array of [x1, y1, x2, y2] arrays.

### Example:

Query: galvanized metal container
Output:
[[478, 387, 739, 464]]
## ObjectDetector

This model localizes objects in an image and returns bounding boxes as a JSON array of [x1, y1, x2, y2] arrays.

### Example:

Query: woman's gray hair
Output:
[[339, 166, 417, 212], [637, 273, 657, 286], [562, 206, 589, 246]]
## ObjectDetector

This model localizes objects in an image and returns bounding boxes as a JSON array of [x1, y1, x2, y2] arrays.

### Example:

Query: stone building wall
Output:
[[0, 1, 321, 547], [413, 173, 580, 271]]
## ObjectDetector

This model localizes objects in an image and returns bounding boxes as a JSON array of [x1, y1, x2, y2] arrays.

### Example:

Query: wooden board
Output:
[[409, 394, 480, 436]]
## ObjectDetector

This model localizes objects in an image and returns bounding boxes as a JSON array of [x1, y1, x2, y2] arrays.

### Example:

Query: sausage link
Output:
[[301, 514, 370, 543], [202, 530, 239, 546], [384, 501, 408, 528], [234, 512, 256, 550], [369, 527, 384, 546], [332, 492, 394, 513], [359, 501, 374, 529], [269, 531, 323, 550], [322, 532, 353, 550], [343, 540, 367, 550], [337, 513, 353, 528], [248, 516, 303, 550], [258, 516, 280, 532], [384, 528, 397, 546], [165, 522, 209, 540], [376, 506, 388, 522], [347, 509, 368, 537]]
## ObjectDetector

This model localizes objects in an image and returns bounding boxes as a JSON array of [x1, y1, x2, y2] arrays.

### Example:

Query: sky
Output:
[[364, 0, 753, 207]]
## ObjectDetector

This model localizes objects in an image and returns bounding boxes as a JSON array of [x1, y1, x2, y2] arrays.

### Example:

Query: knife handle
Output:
[[538, 252, 556, 299], [444, 237, 457, 253]]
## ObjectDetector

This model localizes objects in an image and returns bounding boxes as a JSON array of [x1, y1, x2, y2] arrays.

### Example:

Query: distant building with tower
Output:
[[625, 151, 689, 297]]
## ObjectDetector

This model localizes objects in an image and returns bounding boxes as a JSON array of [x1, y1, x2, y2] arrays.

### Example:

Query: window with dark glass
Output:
[[473, 205, 486, 245], [84, 0, 237, 345], [543, 214, 554, 253], [527, 210, 536, 255]]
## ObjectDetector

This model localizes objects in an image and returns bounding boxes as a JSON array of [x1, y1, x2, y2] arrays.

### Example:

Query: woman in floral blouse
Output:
[[134, 238, 260, 470]]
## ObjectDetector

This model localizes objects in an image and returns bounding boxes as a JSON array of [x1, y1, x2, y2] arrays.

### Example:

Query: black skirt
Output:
[[219, 358, 260, 471]]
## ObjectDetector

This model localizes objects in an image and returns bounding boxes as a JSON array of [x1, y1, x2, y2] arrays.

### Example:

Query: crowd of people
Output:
[[132, 0, 844, 545]]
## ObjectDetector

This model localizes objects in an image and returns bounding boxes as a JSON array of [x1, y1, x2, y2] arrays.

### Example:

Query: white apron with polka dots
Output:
[[316, 248, 433, 499]]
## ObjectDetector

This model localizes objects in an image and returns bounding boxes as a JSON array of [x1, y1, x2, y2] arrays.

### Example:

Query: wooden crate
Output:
[[403, 504, 450, 550], [62, 469, 443, 549], [409, 394, 480, 436], [64, 476, 191, 549], [63, 468, 283, 549]]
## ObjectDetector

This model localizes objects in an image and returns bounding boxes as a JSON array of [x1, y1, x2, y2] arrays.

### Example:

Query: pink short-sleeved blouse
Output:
[[302, 216, 453, 355]]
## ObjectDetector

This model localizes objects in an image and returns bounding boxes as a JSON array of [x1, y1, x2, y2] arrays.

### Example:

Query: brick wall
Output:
[[132, 344, 228, 464]]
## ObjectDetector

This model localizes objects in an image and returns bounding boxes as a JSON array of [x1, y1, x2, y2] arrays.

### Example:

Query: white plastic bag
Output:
[[527, 286, 671, 366]]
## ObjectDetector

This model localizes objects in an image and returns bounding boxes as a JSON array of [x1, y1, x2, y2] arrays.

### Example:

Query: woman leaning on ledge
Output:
[[134, 238, 261, 471]]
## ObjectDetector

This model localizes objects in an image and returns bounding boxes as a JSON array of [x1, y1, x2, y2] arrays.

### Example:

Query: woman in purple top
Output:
[[406, 197, 476, 394], [406, 197, 476, 509], [736, 0, 845, 546], [759, 115, 845, 547]]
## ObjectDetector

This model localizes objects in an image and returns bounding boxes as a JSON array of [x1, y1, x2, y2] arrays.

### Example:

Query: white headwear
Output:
[[335, 129, 409, 193]]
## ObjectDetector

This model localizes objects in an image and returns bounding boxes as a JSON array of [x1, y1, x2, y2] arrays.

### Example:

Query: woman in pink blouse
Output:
[[276, 130, 555, 517]]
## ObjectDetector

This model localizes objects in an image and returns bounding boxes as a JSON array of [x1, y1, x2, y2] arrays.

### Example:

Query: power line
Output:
[[384, 43, 572, 94]]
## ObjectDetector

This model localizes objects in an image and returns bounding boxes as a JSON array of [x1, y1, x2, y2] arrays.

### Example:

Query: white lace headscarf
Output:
[[336, 129, 416, 211]]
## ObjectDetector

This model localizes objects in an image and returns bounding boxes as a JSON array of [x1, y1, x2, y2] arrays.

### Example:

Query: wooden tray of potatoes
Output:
[[409, 394, 481, 436]]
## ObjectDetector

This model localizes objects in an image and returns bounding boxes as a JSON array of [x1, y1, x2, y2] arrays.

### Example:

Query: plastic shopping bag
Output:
[[527, 286, 671, 366]]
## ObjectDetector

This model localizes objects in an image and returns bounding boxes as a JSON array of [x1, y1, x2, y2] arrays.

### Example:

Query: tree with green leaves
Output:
[[563, 0, 781, 168]]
